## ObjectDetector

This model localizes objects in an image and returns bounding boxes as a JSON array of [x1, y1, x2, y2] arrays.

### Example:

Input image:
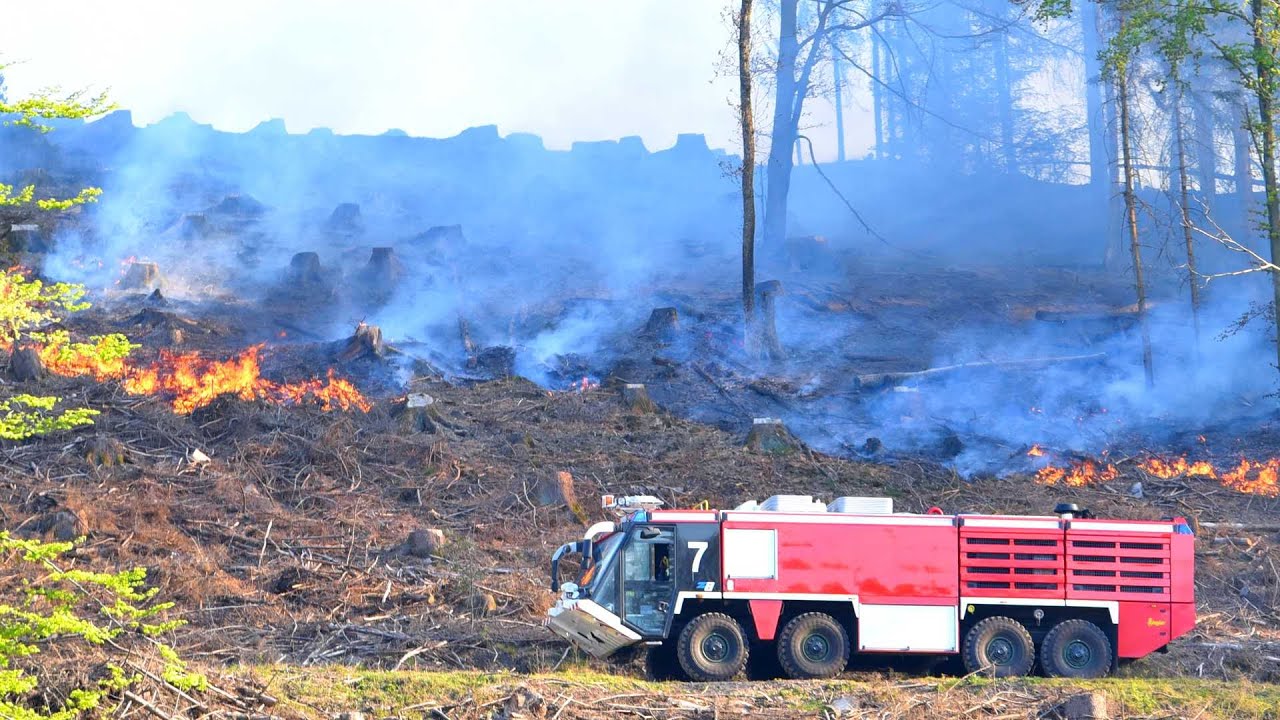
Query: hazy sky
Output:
[[0, 1, 776, 153]]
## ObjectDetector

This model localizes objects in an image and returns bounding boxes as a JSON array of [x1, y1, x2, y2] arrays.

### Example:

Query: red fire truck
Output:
[[546, 494, 1195, 681]]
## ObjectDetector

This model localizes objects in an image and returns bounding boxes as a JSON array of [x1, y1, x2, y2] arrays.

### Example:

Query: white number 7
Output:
[[688, 541, 708, 573]]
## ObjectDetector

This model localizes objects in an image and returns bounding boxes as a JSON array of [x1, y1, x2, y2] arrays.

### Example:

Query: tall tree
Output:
[[739, 0, 758, 343], [761, 0, 897, 248]]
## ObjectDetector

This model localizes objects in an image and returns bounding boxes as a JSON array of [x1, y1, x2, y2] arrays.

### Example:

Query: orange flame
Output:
[[1027, 444, 1045, 457], [1036, 459, 1118, 487], [33, 338, 370, 415], [1036, 454, 1280, 497], [567, 376, 600, 393]]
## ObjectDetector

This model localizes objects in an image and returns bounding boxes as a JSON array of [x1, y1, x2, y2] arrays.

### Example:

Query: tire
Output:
[[676, 613, 749, 681], [962, 616, 1035, 678], [1039, 619, 1113, 679], [776, 612, 851, 679], [644, 644, 687, 682]]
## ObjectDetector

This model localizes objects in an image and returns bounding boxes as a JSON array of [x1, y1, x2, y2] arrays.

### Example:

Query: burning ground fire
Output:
[[1028, 446, 1280, 497], [36, 340, 371, 414]]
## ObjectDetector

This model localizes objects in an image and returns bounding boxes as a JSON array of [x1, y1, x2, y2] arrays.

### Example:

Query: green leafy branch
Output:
[[0, 533, 205, 719]]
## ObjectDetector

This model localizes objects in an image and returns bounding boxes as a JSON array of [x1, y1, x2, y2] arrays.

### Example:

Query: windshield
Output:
[[583, 532, 623, 613]]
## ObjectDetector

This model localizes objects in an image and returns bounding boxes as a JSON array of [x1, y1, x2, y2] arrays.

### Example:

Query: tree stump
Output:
[[288, 251, 324, 285], [8, 347, 46, 381], [173, 213, 210, 241], [325, 202, 364, 234], [146, 288, 169, 307], [404, 528, 446, 558], [6, 224, 47, 253], [84, 435, 126, 467], [530, 470, 587, 522], [364, 247, 403, 283], [395, 393, 439, 433], [339, 322, 386, 362], [755, 280, 786, 362], [470, 346, 515, 378], [746, 417, 798, 454], [120, 261, 162, 291], [622, 383, 656, 413], [640, 307, 680, 341], [1046, 693, 1109, 720]]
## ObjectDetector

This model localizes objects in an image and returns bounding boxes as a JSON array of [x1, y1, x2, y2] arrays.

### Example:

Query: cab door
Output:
[[620, 525, 676, 639]]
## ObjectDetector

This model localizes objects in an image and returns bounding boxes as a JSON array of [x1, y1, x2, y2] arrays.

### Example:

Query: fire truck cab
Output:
[[546, 494, 1195, 681]]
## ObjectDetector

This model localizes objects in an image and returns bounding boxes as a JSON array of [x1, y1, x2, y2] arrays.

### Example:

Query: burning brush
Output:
[[34, 336, 370, 414], [1027, 445, 1280, 497]]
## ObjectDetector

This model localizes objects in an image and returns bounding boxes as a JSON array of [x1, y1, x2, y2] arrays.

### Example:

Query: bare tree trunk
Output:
[[832, 40, 846, 163], [763, 0, 800, 248], [1081, 1, 1110, 190], [1172, 74, 1202, 343], [1251, 0, 1280, 372], [872, 29, 885, 159], [995, 25, 1017, 173], [1117, 55, 1155, 387], [1232, 103, 1254, 234], [1192, 91, 1217, 200], [739, 0, 757, 344]]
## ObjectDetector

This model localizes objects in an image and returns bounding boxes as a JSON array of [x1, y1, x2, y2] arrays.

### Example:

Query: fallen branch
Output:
[[855, 353, 1106, 390]]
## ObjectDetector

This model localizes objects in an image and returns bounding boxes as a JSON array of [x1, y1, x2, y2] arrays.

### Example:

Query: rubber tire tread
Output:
[[962, 616, 1035, 678], [776, 612, 851, 679], [676, 612, 749, 681], [1039, 619, 1113, 679]]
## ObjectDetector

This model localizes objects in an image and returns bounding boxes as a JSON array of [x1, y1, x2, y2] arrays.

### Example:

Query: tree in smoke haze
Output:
[[761, 0, 901, 248], [739, 0, 759, 350]]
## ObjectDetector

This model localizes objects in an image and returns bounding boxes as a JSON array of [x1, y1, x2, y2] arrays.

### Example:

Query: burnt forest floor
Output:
[[3, 266, 1280, 718]]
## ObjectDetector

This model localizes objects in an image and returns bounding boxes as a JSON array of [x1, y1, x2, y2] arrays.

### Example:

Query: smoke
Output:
[[10, 96, 1274, 475]]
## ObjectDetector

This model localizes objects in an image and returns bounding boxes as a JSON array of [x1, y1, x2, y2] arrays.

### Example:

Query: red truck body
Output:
[[547, 495, 1195, 680]]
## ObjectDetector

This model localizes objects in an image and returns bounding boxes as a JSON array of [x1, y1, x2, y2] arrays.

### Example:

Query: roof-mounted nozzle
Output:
[[601, 494, 664, 516], [1054, 502, 1093, 520]]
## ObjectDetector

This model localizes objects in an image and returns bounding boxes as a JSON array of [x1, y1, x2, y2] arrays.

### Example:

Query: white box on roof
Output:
[[827, 496, 894, 515]]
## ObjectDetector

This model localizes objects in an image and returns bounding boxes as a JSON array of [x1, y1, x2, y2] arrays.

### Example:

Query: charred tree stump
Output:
[[746, 417, 798, 454], [755, 280, 786, 362], [365, 247, 403, 283], [84, 435, 127, 468], [173, 214, 210, 241], [640, 307, 680, 341], [357, 248, 403, 305], [8, 347, 46, 382], [458, 316, 477, 355], [120, 261, 162, 291], [146, 288, 169, 307], [288, 252, 324, 285], [339, 322, 386, 362], [325, 203, 364, 235], [622, 383, 656, 413], [469, 346, 515, 378]]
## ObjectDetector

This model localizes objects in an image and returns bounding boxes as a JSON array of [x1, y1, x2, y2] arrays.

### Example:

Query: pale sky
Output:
[[0, 1, 783, 153]]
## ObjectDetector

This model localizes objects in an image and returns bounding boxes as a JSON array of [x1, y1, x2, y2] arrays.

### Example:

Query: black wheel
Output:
[[1039, 619, 1113, 679], [776, 612, 851, 679], [676, 613, 749, 681], [962, 616, 1035, 677], [644, 643, 687, 681]]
